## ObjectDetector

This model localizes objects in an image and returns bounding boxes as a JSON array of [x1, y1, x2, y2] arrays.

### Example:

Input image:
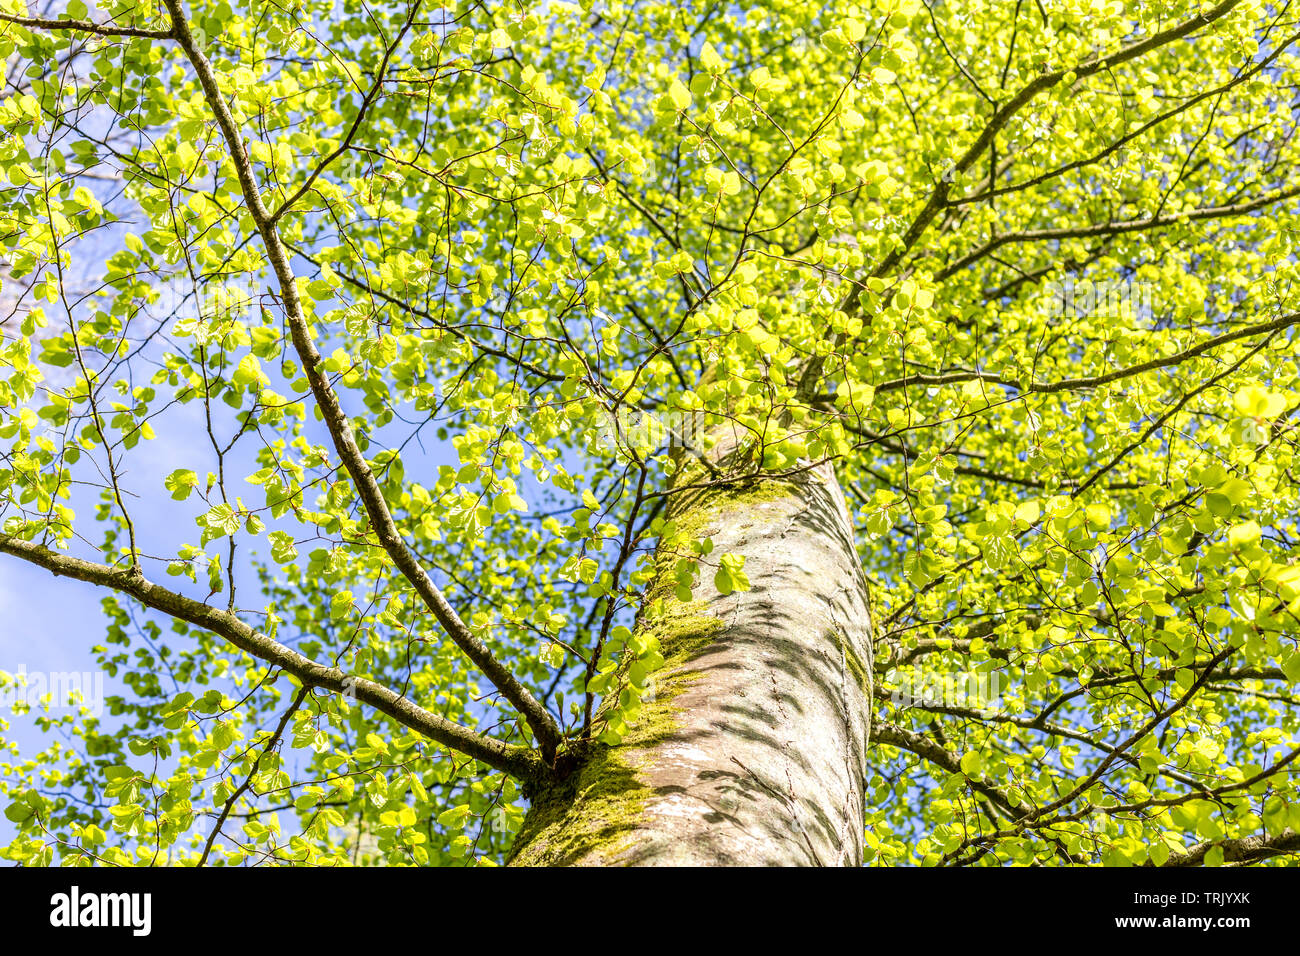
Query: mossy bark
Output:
[[510, 436, 873, 866]]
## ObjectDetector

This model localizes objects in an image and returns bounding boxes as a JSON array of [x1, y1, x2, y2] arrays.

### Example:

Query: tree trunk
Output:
[[510, 434, 873, 866]]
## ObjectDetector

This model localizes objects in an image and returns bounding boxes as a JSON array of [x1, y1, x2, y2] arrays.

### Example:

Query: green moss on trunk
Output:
[[509, 471, 803, 864], [507, 605, 725, 865]]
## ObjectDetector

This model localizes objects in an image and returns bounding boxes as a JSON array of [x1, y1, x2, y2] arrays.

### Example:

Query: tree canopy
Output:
[[2, 0, 1300, 866]]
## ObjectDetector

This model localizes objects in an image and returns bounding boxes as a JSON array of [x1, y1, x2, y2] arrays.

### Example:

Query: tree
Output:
[[0, 0, 1298, 867]]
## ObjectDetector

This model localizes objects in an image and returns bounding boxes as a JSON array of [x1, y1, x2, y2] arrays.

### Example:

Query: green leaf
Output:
[[201, 503, 241, 536], [330, 590, 354, 621], [166, 469, 198, 501], [436, 804, 472, 829], [667, 78, 692, 111], [714, 553, 750, 595]]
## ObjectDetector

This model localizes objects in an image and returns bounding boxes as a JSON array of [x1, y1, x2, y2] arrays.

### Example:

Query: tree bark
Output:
[[510, 436, 873, 865]]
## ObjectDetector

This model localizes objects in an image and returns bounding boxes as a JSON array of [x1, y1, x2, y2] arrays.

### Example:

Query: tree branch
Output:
[[868, 0, 1243, 283], [936, 184, 1300, 280], [1155, 830, 1300, 866], [873, 720, 1028, 818], [199, 684, 310, 866], [160, 0, 563, 761], [867, 310, 1300, 397], [0, 11, 174, 39], [0, 535, 549, 785]]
